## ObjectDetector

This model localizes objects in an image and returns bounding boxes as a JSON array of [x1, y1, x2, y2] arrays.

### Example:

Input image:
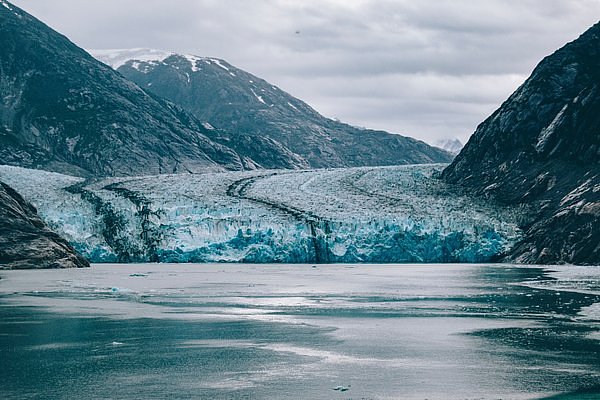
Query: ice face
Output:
[[0, 165, 522, 263]]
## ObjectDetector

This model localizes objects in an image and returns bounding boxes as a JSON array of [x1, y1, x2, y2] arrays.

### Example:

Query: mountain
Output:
[[93, 49, 453, 169], [435, 138, 463, 156], [443, 22, 600, 265], [0, 180, 88, 269], [0, 1, 253, 177]]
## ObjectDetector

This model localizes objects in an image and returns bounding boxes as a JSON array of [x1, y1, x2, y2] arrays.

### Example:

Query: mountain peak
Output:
[[90, 48, 176, 68], [435, 138, 463, 156], [90, 48, 233, 73]]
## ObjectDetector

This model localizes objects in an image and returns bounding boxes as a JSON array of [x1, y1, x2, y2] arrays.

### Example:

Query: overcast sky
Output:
[[11, 0, 600, 145]]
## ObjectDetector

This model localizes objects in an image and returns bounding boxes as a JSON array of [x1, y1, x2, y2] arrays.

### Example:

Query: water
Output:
[[0, 263, 599, 399]]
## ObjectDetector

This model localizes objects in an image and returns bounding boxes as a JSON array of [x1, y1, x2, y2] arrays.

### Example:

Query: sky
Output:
[[11, 0, 600, 145]]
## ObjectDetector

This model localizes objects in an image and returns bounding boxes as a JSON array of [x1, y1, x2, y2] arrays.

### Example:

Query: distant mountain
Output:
[[0, 1, 253, 177], [443, 22, 600, 265], [0, 180, 88, 269], [93, 49, 453, 169], [435, 138, 463, 156]]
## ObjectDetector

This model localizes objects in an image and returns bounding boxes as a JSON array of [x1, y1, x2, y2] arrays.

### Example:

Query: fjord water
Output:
[[0, 264, 599, 399]]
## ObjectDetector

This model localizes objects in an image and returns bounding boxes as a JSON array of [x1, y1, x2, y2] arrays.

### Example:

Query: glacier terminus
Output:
[[0, 165, 522, 264]]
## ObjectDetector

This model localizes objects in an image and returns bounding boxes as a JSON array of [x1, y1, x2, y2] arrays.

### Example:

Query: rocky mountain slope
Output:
[[443, 22, 600, 265], [0, 180, 88, 269], [93, 49, 453, 169], [0, 1, 254, 177]]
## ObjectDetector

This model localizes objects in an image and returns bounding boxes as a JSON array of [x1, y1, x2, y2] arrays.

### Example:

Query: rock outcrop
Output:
[[0, 181, 88, 269], [443, 22, 600, 265]]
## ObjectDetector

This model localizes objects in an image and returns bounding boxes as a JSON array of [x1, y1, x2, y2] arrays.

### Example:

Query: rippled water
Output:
[[0, 263, 599, 399]]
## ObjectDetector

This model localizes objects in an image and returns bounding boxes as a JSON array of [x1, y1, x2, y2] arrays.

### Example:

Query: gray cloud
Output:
[[11, 0, 600, 144]]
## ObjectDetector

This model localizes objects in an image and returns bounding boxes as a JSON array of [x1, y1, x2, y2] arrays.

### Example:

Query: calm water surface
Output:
[[0, 263, 599, 399]]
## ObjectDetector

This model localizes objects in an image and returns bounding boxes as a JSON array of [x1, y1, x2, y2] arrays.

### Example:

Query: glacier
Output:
[[0, 164, 523, 263]]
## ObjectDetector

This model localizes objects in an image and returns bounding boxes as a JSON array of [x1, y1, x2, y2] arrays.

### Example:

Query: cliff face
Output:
[[0, 181, 89, 269], [443, 22, 600, 265]]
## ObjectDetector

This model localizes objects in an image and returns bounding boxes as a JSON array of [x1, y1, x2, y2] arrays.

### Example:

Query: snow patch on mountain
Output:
[[93, 50, 237, 76], [91, 48, 175, 69], [210, 58, 230, 71], [250, 88, 267, 104], [1, 0, 21, 18], [184, 54, 203, 72], [536, 104, 568, 153]]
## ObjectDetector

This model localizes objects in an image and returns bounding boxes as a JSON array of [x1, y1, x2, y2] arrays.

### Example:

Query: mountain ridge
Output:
[[93, 48, 453, 169]]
